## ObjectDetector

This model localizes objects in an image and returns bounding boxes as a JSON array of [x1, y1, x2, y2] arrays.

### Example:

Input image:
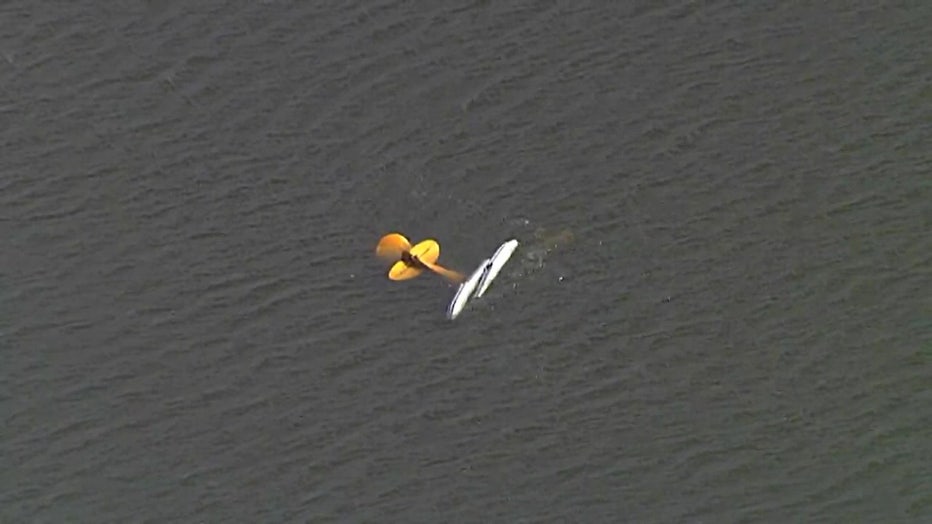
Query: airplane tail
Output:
[[376, 233, 464, 283]]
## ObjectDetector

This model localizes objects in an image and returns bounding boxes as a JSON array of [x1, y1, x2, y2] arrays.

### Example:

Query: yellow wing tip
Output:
[[388, 260, 423, 281], [376, 232, 412, 262]]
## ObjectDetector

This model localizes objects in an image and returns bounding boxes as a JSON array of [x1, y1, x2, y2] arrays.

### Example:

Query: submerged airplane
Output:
[[376, 232, 520, 320]]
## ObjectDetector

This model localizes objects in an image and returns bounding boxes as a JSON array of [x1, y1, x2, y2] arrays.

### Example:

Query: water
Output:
[[3, 1, 930, 522]]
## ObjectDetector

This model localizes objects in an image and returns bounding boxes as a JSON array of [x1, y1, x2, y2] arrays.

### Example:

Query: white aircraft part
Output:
[[473, 239, 519, 298], [446, 238, 519, 320], [446, 259, 488, 320]]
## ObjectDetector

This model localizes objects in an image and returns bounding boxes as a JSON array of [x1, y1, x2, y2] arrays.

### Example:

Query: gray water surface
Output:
[[3, 2, 930, 522]]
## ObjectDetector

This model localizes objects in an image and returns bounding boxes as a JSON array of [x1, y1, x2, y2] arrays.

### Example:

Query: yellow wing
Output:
[[376, 233, 412, 262], [409, 239, 440, 265], [388, 261, 424, 281]]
